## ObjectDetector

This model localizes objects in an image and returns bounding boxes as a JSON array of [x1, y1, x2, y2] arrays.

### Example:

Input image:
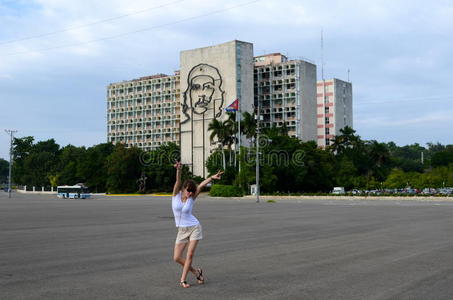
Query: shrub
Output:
[[209, 184, 243, 197]]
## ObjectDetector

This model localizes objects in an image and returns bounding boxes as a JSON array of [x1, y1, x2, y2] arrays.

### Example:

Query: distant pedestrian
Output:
[[172, 161, 223, 288]]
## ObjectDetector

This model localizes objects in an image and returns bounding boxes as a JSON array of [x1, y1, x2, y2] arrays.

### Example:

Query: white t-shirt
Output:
[[172, 191, 200, 227]]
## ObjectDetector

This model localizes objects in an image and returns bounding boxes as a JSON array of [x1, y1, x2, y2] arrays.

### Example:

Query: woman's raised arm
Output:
[[194, 170, 224, 199], [172, 162, 182, 196]]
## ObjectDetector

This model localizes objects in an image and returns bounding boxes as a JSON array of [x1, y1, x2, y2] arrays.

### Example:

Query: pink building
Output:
[[316, 79, 353, 147]]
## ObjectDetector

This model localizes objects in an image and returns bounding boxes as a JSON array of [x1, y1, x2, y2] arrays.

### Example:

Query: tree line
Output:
[[5, 112, 453, 193], [207, 112, 453, 193]]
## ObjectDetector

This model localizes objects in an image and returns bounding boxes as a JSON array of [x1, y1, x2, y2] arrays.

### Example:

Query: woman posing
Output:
[[172, 162, 223, 288]]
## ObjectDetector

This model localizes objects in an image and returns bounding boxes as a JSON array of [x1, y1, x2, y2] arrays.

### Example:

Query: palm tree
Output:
[[368, 140, 390, 168], [208, 118, 228, 170], [224, 113, 238, 165], [329, 126, 361, 154], [366, 140, 390, 181], [241, 111, 256, 145]]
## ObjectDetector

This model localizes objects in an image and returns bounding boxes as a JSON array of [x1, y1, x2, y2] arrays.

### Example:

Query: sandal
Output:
[[196, 268, 205, 284], [180, 281, 190, 288]]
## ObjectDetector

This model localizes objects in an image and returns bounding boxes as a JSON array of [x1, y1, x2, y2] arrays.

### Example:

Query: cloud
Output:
[[0, 73, 13, 79], [356, 110, 453, 128]]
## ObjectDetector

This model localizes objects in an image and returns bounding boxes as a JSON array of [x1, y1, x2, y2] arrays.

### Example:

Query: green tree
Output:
[[206, 149, 236, 185], [383, 169, 416, 189], [106, 144, 143, 193], [420, 165, 453, 188], [48, 174, 60, 188], [234, 146, 256, 192], [296, 141, 335, 192], [13, 139, 61, 187], [334, 157, 358, 189], [365, 140, 391, 181], [57, 145, 86, 185], [0, 158, 9, 183], [208, 118, 232, 170], [22, 152, 57, 187], [240, 111, 256, 145], [431, 148, 453, 167], [12, 136, 34, 185], [329, 126, 361, 155], [224, 112, 238, 166], [235, 128, 335, 193], [77, 143, 114, 193], [143, 142, 191, 193], [387, 142, 425, 172], [427, 142, 446, 154]]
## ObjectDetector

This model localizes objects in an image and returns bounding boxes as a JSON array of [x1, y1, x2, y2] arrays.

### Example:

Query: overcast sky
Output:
[[1, 0, 452, 160]]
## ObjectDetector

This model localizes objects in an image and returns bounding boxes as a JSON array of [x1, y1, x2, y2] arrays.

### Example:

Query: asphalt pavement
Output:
[[1, 192, 453, 300]]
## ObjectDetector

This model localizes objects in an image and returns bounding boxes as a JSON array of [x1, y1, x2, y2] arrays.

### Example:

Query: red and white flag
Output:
[[225, 99, 239, 112]]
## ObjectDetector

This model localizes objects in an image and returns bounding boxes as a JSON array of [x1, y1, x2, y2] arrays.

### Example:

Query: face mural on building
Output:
[[181, 63, 224, 124]]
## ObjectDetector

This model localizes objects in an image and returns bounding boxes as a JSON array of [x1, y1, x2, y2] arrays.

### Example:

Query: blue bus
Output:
[[57, 185, 91, 199]]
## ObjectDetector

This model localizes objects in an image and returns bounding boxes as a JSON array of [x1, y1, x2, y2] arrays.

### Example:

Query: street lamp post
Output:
[[255, 104, 260, 203], [5, 129, 17, 198]]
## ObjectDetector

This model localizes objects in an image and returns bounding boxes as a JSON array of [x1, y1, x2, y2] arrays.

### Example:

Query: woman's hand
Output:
[[211, 170, 224, 180], [174, 161, 182, 170]]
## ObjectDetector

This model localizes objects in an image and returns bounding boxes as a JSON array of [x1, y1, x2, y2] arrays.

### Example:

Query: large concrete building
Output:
[[106, 40, 352, 176], [107, 73, 181, 151], [316, 78, 353, 147], [254, 53, 317, 141], [179, 40, 254, 177]]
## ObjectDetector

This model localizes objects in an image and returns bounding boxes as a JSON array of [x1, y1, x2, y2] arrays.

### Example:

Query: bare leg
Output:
[[173, 242, 197, 274], [180, 240, 199, 283]]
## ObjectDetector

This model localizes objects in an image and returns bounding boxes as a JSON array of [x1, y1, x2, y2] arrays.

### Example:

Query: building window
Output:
[[325, 128, 330, 135], [324, 107, 329, 114], [325, 117, 330, 124], [325, 138, 330, 146]]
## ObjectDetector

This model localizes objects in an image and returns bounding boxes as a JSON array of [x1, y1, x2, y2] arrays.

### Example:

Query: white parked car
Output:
[[332, 187, 345, 194]]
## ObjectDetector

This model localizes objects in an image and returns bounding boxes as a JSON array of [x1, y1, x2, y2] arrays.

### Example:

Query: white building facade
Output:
[[179, 40, 254, 177], [107, 73, 180, 151]]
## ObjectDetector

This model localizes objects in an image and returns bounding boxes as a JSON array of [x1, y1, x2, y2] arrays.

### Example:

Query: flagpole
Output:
[[237, 108, 241, 172], [234, 110, 237, 168], [225, 99, 240, 170]]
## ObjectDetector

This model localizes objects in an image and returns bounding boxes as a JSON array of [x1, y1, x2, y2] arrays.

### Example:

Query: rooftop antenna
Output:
[[321, 29, 325, 81], [321, 29, 328, 147], [347, 69, 350, 82]]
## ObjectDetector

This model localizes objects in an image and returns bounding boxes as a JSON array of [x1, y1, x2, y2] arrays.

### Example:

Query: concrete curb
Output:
[[242, 195, 453, 202]]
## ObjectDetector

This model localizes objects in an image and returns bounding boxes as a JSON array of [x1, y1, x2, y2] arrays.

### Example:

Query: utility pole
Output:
[[5, 130, 17, 198], [255, 103, 260, 203]]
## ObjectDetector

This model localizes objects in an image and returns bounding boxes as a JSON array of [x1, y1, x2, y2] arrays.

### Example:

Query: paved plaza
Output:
[[1, 192, 453, 299]]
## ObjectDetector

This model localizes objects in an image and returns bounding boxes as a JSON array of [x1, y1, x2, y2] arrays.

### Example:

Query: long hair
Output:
[[182, 179, 197, 193]]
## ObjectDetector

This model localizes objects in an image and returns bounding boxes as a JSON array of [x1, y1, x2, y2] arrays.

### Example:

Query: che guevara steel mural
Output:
[[180, 63, 225, 177], [181, 63, 225, 124]]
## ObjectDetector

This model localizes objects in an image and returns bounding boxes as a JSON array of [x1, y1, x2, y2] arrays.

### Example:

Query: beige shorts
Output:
[[175, 224, 203, 244]]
